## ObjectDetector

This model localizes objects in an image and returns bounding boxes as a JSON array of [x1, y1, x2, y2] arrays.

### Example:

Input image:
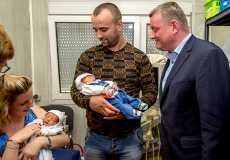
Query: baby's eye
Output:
[[52, 119, 57, 123]]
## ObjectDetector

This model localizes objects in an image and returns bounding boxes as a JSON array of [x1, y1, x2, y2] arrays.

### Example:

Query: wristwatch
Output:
[[46, 136, 52, 149]]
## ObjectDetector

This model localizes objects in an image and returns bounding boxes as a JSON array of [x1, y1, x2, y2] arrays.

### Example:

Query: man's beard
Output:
[[100, 30, 119, 47]]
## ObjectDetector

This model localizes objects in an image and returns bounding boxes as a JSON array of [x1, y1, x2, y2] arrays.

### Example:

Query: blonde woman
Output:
[[0, 75, 69, 160]]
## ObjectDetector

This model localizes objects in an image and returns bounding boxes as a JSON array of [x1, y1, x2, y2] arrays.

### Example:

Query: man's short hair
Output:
[[93, 3, 122, 25], [149, 2, 189, 31]]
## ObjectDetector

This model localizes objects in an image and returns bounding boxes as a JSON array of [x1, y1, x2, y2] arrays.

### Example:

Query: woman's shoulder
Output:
[[24, 108, 38, 125], [24, 107, 46, 125], [31, 107, 46, 119], [0, 133, 8, 142]]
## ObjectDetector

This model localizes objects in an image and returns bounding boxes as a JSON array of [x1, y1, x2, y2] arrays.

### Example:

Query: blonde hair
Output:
[[0, 25, 15, 64], [149, 2, 189, 31], [0, 74, 32, 132]]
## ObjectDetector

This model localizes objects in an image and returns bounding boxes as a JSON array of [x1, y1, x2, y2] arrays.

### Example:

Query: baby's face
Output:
[[43, 112, 59, 126], [82, 75, 96, 84]]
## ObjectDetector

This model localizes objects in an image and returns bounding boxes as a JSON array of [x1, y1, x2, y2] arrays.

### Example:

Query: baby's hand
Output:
[[36, 131, 42, 137], [112, 84, 119, 91], [104, 89, 113, 98]]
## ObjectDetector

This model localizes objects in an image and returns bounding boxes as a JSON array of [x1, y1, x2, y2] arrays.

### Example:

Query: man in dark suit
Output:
[[149, 2, 230, 160]]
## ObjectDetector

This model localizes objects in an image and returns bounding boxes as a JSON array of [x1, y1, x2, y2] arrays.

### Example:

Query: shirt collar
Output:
[[174, 33, 192, 55], [166, 33, 192, 57]]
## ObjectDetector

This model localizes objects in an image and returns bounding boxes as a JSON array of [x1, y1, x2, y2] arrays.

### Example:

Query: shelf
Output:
[[205, 7, 230, 26], [205, 7, 230, 40]]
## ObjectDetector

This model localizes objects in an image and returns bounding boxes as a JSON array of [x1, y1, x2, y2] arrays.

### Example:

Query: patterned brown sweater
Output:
[[70, 43, 157, 134]]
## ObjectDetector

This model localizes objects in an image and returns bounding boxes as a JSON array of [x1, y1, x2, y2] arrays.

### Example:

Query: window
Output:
[[56, 22, 134, 93], [49, 15, 141, 100]]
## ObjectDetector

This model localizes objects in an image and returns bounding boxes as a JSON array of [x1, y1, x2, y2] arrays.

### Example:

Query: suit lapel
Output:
[[162, 51, 190, 94], [160, 35, 196, 103]]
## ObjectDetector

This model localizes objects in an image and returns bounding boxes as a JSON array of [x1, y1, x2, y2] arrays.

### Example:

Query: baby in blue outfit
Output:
[[75, 73, 148, 120]]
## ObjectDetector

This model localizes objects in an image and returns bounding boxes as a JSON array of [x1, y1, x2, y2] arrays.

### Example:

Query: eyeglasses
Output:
[[0, 63, 10, 73]]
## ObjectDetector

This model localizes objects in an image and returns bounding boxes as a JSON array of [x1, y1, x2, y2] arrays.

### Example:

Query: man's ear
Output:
[[171, 20, 179, 35], [117, 20, 123, 32]]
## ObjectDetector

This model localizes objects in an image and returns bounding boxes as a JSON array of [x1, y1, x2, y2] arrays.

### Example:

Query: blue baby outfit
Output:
[[88, 80, 148, 120]]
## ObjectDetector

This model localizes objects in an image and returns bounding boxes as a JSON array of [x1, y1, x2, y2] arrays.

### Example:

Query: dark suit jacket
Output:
[[159, 35, 230, 160]]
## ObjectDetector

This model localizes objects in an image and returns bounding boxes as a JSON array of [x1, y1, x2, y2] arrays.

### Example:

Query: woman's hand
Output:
[[9, 123, 41, 160], [10, 123, 41, 143], [36, 131, 42, 137], [18, 136, 46, 160]]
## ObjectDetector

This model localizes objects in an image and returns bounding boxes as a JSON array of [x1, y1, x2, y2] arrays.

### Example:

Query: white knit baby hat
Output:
[[75, 73, 94, 90], [46, 110, 65, 127]]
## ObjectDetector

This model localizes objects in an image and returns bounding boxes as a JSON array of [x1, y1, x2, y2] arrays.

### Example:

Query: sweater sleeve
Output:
[[139, 53, 158, 107], [70, 52, 92, 110]]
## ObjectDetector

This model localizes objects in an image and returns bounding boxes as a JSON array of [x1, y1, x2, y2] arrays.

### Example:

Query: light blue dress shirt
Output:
[[161, 33, 192, 92]]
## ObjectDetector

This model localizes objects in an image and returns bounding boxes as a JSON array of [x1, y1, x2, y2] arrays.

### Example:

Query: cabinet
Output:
[[205, 7, 230, 41]]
